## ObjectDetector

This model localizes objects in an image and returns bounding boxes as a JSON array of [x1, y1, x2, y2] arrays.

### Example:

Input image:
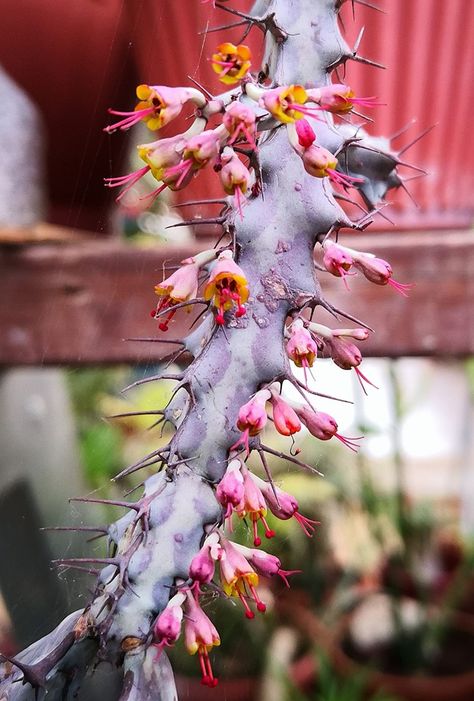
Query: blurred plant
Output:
[[285, 651, 400, 701]]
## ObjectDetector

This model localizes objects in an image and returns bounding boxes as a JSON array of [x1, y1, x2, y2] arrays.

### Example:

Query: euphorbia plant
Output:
[[0, 1, 420, 698]]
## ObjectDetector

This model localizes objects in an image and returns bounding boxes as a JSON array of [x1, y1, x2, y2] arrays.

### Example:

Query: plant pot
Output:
[[288, 601, 474, 701]]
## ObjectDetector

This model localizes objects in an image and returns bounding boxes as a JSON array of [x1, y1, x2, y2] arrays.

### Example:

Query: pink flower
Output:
[[233, 543, 300, 587], [223, 102, 257, 150], [152, 261, 199, 332], [184, 592, 220, 688], [253, 477, 319, 538], [322, 241, 355, 288], [215, 458, 245, 517], [235, 467, 275, 547], [218, 537, 266, 618], [152, 591, 185, 651], [231, 389, 271, 455], [105, 85, 206, 133], [351, 253, 413, 296], [296, 405, 362, 452], [286, 319, 318, 370], [203, 250, 249, 325], [188, 534, 219, 589], [270, 392, 302, 437], [219, 148, 252, 218], [301, 144, 363, 188], [308, 83, 382, 114]]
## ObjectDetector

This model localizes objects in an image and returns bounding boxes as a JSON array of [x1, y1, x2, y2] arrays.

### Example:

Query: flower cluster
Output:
[[104, 45, 380, 211], [319, 239, 413, 296], [152, 249, 249, 330]]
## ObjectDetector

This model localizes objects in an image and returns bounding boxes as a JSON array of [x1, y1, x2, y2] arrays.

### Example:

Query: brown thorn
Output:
[[199, 19, 248, 35], [121, 373, 183, 394], [260, 443, 323, 477], [397, 123, 437, 156], [322, 301, 374, 332], [106, 410, 165, 420]]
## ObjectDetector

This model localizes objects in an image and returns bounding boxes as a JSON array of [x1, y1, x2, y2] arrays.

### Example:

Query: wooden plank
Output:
[[1, 231, 473, 364]]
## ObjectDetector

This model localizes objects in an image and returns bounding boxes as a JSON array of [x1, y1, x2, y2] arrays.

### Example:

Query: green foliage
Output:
[[285, 652, 400, 701]]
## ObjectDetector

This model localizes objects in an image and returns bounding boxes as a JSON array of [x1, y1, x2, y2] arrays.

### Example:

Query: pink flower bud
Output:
[[220, 149, 251, 193], [233, 542, 300, 588], [325, 336, 362, 370], [296, 405, 362, 452], [153, 592, 185, 648], [286, 319, 318, 369], [270, 393, 302, 437], [215, 458, 245, 513], [332, 327, 370, 341], [322, 241, 354, 279], [236, 389, 270, 436], [295, 118, 316, 148], [302, 144, 338, 178], [189, 542, 217, 586], [183, 129, 221, 168], [350, 252, 412, 296], [223, 102, 257, 149]]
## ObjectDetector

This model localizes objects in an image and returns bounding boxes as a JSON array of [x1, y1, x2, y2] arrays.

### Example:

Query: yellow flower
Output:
[[260, 85, 308, 124], [204, 251, 249, 324], [211, 43, 251, 85]]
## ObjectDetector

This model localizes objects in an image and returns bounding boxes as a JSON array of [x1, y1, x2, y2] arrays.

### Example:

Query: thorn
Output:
[[322, 301, 374, 332], [350, 54, 386, 69], [40, 525, 108, 534], [402, 173, 427, 183], [106, 410, 165, 420], [0, 656, 46, 689], [186, 75, 214, 100], [400, 181, 420, 208], [397, 123, 437, 156], [121, 373, 183, 394], [389, 118, 417, 141], [124, 337, 184, 345], [353, 26, 365, 53], [257, 448, 280, 505], [113, 448, 167, 481], [69, 496, 137, 510], [199, 19, 248, 35], [172, 198, 227, 208], [259, 443, 323, 477], [395, 159, 428, 174], [56, 564, 102, 576], [52, 556, 117, 567], [166, 217, 226, 229]]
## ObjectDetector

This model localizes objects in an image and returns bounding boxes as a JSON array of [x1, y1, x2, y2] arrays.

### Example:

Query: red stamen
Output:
[[104, 106, 155, 133], [335, 433, 363, 452], [354, 366, 379, 395], [293, 510, 320, 537], [327, 168, 364, 189], [261, 516, 275, 540], [248, 584, 266, 613], [252, 520, 261, 547], [277, 568, 302, 588], [387, 278, 413, 297], [238, 591, 255, 619]]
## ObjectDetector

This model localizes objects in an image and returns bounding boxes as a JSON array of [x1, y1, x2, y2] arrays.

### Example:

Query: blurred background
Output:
[[0, 1, 473, 700]]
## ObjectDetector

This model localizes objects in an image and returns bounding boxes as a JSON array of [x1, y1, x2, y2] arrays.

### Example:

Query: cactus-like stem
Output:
[[1, 1, 414, 699]]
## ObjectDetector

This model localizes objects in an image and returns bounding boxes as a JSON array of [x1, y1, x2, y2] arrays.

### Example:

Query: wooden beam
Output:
[[1, 231, 473, 364]]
